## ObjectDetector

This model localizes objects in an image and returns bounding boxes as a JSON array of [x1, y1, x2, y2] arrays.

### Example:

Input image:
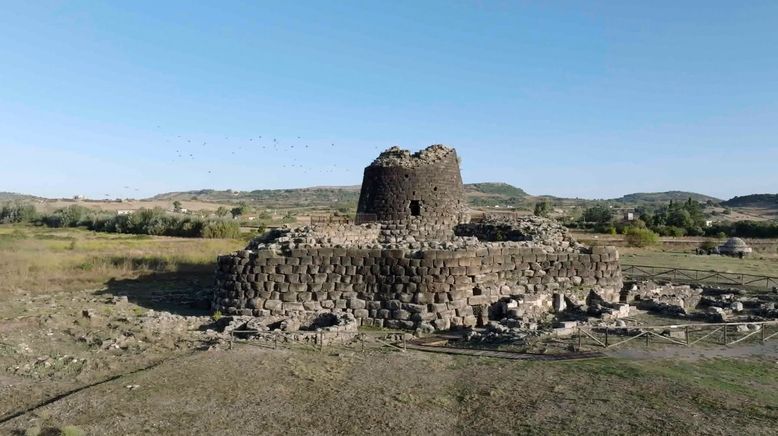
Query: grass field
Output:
[[0, 225, 245, 293], [620, 247, 778, 277], [1, 224, 777, 434]]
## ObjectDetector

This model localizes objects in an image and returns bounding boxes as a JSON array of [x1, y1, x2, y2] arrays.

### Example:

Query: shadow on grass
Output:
[[95, 260, 216, 316]]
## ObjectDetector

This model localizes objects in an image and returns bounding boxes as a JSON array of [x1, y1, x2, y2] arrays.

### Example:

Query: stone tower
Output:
[[356, 145, 468, 226]]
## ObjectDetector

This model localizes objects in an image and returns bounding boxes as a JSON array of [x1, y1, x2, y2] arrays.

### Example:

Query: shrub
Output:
[[59, 426, 85, 436], [654, 225, 686, 237], [200, 219, 241, 239], [624, 226, 659, 247], [533, 201, 551, 217], [700, 240, 719, 251], [39, 205, 90, 228], [0, 201, 37, 223]]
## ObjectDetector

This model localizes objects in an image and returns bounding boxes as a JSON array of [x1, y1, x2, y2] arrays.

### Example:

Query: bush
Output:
[[201, 219, 241, 239], [624, 226, 659, 247], [533, 201, 550, 217], [0, 201, 37, 223], [39, 205, 90, 228], [700, 240, 719, 251], [654, 225, 686, 237]]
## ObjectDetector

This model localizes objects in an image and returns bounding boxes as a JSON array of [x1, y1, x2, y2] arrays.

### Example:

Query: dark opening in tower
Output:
[[409, 200, 422, 216]]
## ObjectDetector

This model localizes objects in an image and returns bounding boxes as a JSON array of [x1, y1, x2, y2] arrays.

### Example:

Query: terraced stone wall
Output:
[[212, 246, 622, 331]]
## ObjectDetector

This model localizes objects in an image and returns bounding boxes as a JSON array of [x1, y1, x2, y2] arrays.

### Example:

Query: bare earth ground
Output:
[[1, 226, 778, 435]]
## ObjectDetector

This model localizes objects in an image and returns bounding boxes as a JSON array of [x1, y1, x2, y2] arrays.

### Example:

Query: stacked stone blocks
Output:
[[213, 245, 621, 330]]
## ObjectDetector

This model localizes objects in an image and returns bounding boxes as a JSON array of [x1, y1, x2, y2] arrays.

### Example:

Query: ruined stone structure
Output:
[[213, 145, 623, 331], [718, 237, 752, 257], [356, 145, 469, 239]]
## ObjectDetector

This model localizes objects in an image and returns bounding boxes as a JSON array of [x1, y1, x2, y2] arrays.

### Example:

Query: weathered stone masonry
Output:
[[213, 245, 621, 330], [213, 144, 623, 331]]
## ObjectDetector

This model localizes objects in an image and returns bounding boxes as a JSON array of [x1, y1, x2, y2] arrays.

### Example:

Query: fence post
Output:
[[723, 325, 728, 345], [578, 327, 582, 350], [604, 327, 609, 347], [645, 330, 650, 347], [762, 324, 766, 343], [685, 326, 690, 346]]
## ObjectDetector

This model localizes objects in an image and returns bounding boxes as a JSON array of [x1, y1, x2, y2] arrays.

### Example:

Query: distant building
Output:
[[117, 210, 134, 216], [705, 220, 713, 227], [624, 212, 635, 221]]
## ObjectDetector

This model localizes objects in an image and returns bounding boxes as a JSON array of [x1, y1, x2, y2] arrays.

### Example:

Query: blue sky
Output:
[[1, 1, 776, 200]]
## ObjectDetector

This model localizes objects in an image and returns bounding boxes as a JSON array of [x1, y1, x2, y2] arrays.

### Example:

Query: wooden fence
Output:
[[575, 321, 778, 349], [622, 264, 778, 291]]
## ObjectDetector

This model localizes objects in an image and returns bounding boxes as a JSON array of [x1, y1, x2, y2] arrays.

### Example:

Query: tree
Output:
[[215, 206, 229, 217], [582, 205, 612, 224], [230, 202, 250, 219], [624, 226, 659, 247], [533, 201, 551, 217], [172, 200, 182, 212], [666, 208, 693, 229]]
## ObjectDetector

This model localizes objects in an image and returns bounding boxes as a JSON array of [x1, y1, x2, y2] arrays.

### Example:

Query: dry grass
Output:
[[0, 225, 244, 293], [620, 246, 778, 277]]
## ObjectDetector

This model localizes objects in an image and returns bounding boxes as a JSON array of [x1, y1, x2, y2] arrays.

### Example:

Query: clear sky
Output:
[[1, 1, 776, 200]]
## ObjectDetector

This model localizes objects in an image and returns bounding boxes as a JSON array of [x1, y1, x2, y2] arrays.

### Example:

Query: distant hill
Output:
[[9, 185, 764, 216], [151, 187, 361, 209], [0, 192, 41, 202], [612, 191, 721, 205], [464, 183, 529, 208], [150, 183, 532, 210], [721, 194, 778, 208], [465, 182, 528, 198]]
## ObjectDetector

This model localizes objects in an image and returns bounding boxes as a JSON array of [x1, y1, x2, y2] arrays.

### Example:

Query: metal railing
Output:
[[621, 264, 778, 291]]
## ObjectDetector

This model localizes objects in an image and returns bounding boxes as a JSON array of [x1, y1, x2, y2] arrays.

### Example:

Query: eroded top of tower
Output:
[[369, 144, 456, 168]]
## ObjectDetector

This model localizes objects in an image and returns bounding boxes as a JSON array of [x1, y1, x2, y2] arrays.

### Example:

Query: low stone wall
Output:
[[212, 245, 622, 331]]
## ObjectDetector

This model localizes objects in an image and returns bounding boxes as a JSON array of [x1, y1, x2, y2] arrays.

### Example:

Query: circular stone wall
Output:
[[356, 145, 467, 223]]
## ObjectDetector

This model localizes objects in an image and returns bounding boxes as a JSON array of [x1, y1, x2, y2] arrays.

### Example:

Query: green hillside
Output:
[[722, 194, 778, 208], [613, 191, 721, 205]]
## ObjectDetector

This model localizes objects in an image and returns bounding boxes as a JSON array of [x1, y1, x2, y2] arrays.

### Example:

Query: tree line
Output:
[[0, 201, 241, 238], [534, 197, 778, 245]]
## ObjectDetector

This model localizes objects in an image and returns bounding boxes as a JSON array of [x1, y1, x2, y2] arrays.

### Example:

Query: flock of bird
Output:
[[164, 133, 356, 175], [99, 127, 387, 199]]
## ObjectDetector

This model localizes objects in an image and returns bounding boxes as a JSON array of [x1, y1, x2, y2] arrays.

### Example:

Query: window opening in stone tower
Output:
[[409, 200, 422, 216]]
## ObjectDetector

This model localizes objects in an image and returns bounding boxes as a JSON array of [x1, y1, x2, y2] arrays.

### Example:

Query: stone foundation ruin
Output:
[[212, 145, 623, 331]]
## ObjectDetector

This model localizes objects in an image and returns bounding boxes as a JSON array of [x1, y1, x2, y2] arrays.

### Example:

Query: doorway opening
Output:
[[409, 200, 422, 216]]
